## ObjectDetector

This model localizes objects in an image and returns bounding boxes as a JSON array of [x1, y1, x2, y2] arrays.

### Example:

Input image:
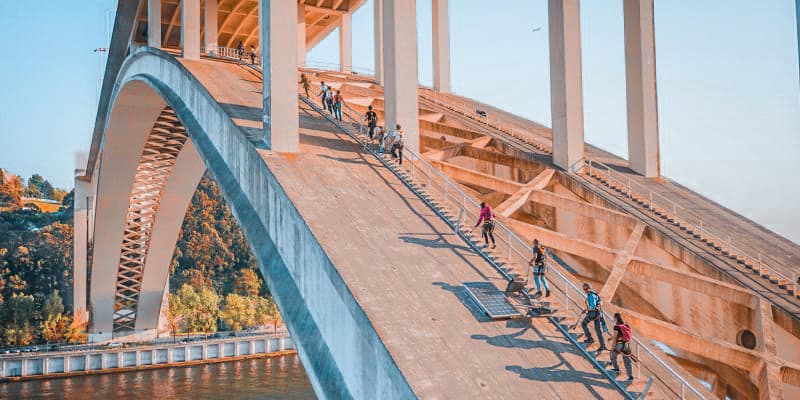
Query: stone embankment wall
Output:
[[0, 333, 294, 381]]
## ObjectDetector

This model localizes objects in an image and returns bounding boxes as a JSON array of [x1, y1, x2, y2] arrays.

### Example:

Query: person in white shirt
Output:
[[320, 81, 329, 111], [390, 125, 405, 164]]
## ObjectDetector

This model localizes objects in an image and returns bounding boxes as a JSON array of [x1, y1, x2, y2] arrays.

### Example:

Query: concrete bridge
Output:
[[71, 1, 800, 399]]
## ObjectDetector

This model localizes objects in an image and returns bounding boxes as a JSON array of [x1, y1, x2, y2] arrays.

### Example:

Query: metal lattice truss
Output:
[[306, 71, 800, 400], [113, 107, 189, 333]]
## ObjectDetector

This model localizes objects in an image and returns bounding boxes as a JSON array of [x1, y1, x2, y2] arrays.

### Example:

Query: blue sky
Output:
[[0, 0, 798, 242]]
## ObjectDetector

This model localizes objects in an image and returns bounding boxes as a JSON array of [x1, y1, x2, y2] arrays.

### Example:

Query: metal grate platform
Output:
[[463, 281, 522, 320]]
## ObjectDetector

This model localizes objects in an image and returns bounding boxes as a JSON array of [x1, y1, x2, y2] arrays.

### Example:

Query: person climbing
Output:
[[249, 45, 257, 64], [236, 41, 244, 62], [325, 86, 334, 115], [529, 239, 550, 297], [580, 283, 607, 352], [469, 202, 496, 249], [364, 105, 378, 141], [299, 73, 310, 98], [609, 312, 635, 381], [375, 125, 385, 153], [390, 125, 405, 164], [320, 81, 329, 111], [333, 90, 343, 121]]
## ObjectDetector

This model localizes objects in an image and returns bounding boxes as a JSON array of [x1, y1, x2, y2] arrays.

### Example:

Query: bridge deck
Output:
[[182, 58, 624, 399], [457, 96, 800, 287]]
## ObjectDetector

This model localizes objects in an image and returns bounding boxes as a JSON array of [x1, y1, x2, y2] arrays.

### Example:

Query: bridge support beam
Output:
[[548, 0, 585, 172], [382, 0, 420, 152], [374, 0, 383, 84], [147, 0, 161, 48], [72, 175, 92, 321], [339, 13, 352, 72], [623, 0, 660, 178], [260, 0, 300, 152], [432, 0, 451, 92], [204, 0, 218, 55], [297, 1, 306, 66], [181, 0, 201, 59]]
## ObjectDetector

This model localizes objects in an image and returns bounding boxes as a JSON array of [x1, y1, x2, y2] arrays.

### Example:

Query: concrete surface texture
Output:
[[82, 49, 633, 399], [306, 64, 800, 399]]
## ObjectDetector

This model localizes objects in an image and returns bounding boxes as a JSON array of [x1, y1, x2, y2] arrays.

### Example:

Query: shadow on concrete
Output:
[[398, 232, 473, 252], [505, 364, 614, 396], [219, 103, 261, 122], [433, 282, 492, 323]]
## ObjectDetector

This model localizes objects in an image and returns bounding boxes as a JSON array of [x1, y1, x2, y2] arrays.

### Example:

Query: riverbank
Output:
[[0, 332, 294, 382]]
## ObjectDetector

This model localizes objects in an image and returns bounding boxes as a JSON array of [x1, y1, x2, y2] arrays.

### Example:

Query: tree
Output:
[[233, 268, 262, 297], [42, 313, 69, 343], [0, 172, 22, 209], [43, 290, 64, 320], [65, 313, 88, 344], [1, 293, 37, 346], [220, 293, 256, 331], [24, 174, 55, 200], [254, 296, 282, 332], [52, 188, 68, 203], [172, 284, 220, 337]]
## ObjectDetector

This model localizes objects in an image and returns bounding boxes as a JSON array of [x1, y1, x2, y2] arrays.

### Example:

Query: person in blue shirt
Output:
[[581, 282, 607, 351]]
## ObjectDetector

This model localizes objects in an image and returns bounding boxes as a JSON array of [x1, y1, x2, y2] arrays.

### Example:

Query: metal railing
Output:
[[419, 88, 796, 297], [295, 79, 706, 400], [584, 159, 795, 292], [207, 54, 706, 398]]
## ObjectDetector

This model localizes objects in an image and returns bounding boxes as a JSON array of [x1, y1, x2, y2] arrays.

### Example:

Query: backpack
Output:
[[616, 323, 632, 342], [367, 111, 377, 124], [587, 290, 602, 311]]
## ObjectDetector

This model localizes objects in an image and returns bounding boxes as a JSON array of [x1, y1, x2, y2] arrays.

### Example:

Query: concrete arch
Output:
[[89, 48, 416, 400]]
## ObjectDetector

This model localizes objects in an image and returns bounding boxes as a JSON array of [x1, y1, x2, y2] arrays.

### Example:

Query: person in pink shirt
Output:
[[469, 202, 496, 249]]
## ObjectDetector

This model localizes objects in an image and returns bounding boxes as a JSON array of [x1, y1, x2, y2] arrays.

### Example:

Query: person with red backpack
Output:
[[610, 312, 634, 381]]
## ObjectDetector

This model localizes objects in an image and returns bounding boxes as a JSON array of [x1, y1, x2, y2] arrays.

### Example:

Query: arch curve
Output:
[[89, 48, 416, 400]]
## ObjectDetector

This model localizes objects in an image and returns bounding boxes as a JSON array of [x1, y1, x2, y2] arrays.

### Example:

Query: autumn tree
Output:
[[220, 293, 256, 331], [65, 313, 88, 344], [42, 313, 69, 344], [0, 171, 22, 209], [254, 296, 282, 332], [233, 269, 262, 297]]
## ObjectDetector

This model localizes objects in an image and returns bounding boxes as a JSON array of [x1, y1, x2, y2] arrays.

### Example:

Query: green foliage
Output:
[[1, 293, 37, 345], [25, 174, 55, 200], [43, 290, 64, 320], [220, 293, 256, 331], [171, 284, 220, 335]]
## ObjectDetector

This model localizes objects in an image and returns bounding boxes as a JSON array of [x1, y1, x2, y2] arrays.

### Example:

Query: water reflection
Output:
[[0, 355, 316, 400]]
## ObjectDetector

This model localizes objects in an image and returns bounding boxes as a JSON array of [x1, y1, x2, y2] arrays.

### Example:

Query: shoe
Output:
[[609, 368, 620, 374], [491, 244, 497, 249], [582, 338, 595, 345], [545, 289, 551, 297], [534, 291, 542, 298], [597, 346, 608, 353], [626, 376, 634, 381]]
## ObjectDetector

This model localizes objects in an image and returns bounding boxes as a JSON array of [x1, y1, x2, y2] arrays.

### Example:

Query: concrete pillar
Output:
[[340, 13, 353, 72], [181, 0, 201, 59], [72, 177, 90, 320], [204, 0, 218, 55], [259, 0, 300, 152], [382, 0, 420, 152], [548, 0, 585, 172], [297, 2, 306, 66], [374, 0, 383, 83], [623, 0, 660, 178], [796, 0, 800, 87], [148, 0, 161, 48], [432, 0, 450, 92]]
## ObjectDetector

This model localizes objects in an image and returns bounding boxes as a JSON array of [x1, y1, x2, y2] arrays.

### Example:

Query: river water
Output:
[[0, 355, 316, 399]]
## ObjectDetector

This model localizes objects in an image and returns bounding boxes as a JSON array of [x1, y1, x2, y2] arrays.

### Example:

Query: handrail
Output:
[[418, 88, 797, 297], [296, 80, 706, 400], [204, 51, 705, 398], [585, 159, 796, 291]]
